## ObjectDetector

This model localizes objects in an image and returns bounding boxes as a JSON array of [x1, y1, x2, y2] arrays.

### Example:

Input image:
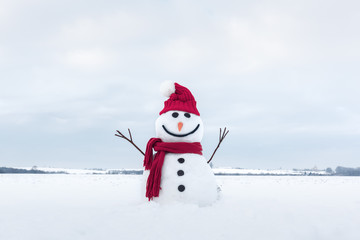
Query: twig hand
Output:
[[115, 129, 145, 156], [207, 127, 229, 164]]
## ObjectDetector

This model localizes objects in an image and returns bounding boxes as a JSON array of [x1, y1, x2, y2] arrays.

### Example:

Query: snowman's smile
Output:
[[162, 124, 200, 137]]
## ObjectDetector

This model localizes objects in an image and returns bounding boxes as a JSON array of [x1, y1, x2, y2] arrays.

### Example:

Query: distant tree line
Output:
[[334, 166, 360, 176], [107, 169, 143, 175], [0, 167, 66, 174]]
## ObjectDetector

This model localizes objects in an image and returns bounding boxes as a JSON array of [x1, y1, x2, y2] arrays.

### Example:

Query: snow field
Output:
[[0, 175, 359, 240]]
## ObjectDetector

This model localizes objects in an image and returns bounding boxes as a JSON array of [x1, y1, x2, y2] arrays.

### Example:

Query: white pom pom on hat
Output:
[[160, 81, 175, 97]]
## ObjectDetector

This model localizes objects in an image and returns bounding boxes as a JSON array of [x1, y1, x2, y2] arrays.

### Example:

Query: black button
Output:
[[178, 185, 185, 192], [177, 170, 184, 176], [178, 158, 185, 163]]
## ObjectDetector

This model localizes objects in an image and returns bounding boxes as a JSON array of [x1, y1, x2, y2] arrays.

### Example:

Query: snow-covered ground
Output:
[[20, 166, 328, 175], [0, 175, 359, 240], [212, 167, 328, 175]]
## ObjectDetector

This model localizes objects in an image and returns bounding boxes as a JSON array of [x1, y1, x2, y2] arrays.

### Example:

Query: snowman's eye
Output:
[[172, 112, 179, 118], [184, 113, 191, 118]]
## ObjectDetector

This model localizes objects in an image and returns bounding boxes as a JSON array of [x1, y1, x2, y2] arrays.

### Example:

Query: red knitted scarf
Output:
[[143, 138, 203, 200]]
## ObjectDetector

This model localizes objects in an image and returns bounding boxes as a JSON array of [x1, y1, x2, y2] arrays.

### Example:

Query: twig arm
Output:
[[115, 129, 145, 156], [207, 127, 229, 164]]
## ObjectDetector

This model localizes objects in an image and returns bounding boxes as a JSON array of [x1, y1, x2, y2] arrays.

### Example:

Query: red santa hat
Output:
[[159, 81, 200, 116]]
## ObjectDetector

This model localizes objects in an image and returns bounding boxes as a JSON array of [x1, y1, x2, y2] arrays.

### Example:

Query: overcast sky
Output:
[[1, 0, 360, 170]]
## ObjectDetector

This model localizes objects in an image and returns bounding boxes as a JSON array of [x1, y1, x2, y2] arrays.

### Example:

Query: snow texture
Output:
[[0, 175, 359, 240]]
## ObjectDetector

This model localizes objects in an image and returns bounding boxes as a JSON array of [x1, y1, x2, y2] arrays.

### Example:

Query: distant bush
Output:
[[335, 166, 360, 176]]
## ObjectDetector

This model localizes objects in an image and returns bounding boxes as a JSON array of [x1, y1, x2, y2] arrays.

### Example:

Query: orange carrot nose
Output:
[[178, 122, 183, 132]]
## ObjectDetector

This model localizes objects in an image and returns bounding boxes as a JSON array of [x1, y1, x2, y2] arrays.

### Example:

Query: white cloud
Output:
[[0, 1, 17, 25], [0, 47, 4, 64], [156, 38, 205, 72], [63, 49, 112, 70], [53, 11, 150, 47]]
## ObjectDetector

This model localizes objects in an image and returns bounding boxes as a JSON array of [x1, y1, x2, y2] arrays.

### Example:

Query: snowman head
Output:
[[156, 110, 204, 142], [155, 82, 204, 143]]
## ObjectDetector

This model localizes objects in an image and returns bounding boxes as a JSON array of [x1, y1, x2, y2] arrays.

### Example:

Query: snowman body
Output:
[[144, 109, 219, 205], [155, 153, 218, 205]]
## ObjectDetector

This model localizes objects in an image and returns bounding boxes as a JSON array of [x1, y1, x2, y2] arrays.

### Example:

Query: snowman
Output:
[[115, 81, 228, 206]]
